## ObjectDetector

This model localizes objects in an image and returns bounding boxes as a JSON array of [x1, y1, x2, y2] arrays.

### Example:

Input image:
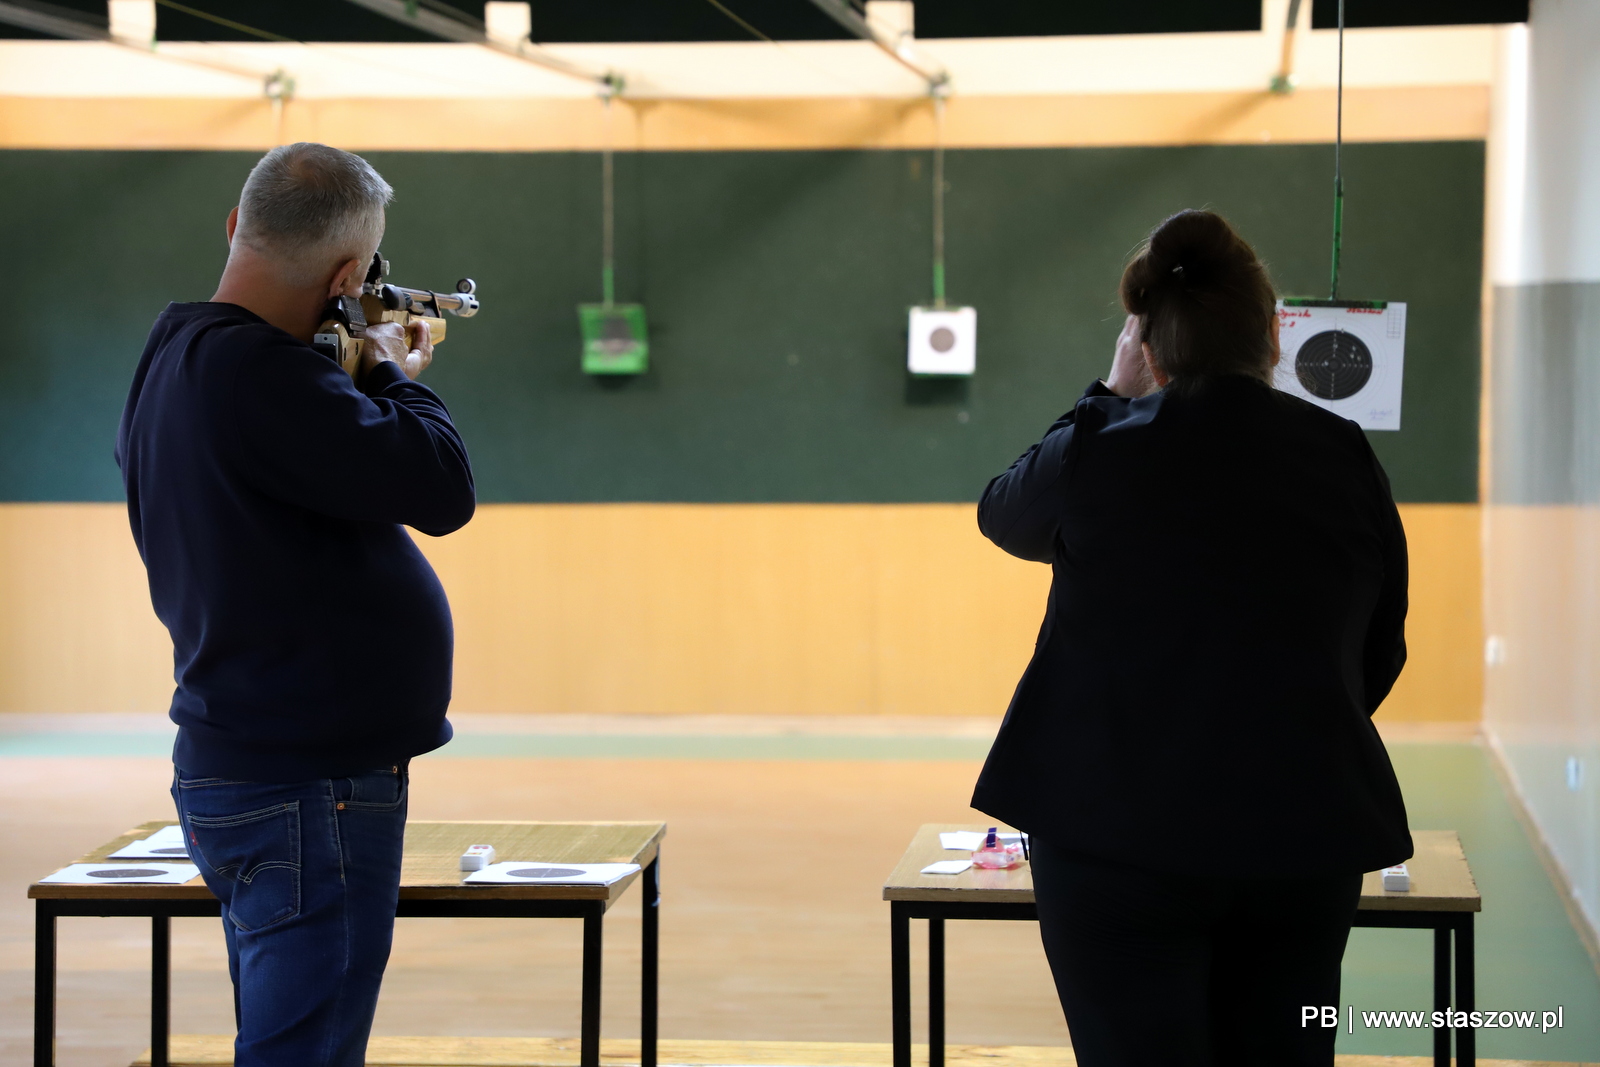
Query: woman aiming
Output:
[[974, 209, 1412, 1067]]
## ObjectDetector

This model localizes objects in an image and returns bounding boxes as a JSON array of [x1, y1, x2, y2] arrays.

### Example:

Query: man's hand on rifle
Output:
[[362, 320, 434, 381]]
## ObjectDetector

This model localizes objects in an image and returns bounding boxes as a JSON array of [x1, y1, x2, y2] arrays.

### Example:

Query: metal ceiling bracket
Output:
[[1269, 0, 1304, 94], [805, 0, 950, 91]]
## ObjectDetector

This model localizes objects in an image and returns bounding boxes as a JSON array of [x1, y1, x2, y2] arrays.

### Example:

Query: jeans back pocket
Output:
[[184, 802, 302, 932]]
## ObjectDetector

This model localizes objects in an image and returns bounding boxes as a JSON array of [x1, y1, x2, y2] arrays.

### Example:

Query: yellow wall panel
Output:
[[418, 504, 1046, 716], [0, 86, 1486, 153], [0, 503, 172, 713], [1380, 503, 1485, 722], [0, 501, 1479, 720]]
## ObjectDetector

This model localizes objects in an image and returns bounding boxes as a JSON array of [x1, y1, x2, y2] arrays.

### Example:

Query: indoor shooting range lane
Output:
[[1, 729, 1597, 1066]]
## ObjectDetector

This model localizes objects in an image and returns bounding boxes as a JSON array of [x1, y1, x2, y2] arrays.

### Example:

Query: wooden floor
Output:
[[3, 753, 1069, 1066], [7, 739, 1597, 1066], [129, 1035, 1594, 1067]]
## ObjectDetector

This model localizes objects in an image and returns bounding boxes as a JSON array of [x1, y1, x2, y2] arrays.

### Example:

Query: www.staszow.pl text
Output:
[[1302, 1006, 1566, 1032]]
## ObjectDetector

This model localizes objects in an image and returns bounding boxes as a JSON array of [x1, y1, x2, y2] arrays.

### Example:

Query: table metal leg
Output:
[[928, 918, 945, 1067], [581, 905, 604, 1067], [151, 915, 171, 1067], [34, 901, 56, 1067], [1455, 916, 1475, 1067], [891, 902, 911, 1067], [1432, 926, 1451, 1067], [641, 857, 659, 1067]]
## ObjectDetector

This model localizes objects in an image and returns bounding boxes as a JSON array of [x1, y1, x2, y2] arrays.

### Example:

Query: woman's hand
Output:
[[1104, 314, 1158, 398]]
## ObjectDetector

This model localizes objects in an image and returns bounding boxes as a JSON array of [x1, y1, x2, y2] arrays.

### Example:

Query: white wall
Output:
[[1493, 3, 1600, 287], [1484, 0, 1600, 951]]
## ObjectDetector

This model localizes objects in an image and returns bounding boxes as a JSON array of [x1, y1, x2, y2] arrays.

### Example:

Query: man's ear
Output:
[[225, 206, 239, 245], [325, 256, 364, 301], [1142, 341, 1169, 388]]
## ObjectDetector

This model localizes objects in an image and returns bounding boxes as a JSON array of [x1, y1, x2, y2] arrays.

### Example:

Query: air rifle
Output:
[[313, 252, 480, 378]]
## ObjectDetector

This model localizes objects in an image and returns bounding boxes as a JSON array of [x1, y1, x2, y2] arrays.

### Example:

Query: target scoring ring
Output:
[[1293, 329, 1373, 400]]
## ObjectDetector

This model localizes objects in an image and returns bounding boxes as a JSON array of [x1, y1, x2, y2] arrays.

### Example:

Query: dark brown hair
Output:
[[1119, 209, 1276, 389]]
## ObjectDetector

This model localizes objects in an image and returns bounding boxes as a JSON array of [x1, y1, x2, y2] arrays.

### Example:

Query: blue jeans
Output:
[[172, 765, 408, 1067]]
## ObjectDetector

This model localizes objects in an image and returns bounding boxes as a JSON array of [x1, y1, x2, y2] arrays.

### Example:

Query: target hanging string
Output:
[[932, 93, 947, 309], [1329, 0, 1345, 301], [601, 90, 616, 309]]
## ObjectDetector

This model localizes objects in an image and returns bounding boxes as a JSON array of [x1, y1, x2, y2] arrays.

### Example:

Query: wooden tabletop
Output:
[[29, 820, 666, 906], [884, 825, 1480, 913]]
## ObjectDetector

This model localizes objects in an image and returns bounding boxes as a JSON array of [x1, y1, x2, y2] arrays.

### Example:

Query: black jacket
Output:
[[116, 302, 475, 782], [972, 376, 1412, 877]]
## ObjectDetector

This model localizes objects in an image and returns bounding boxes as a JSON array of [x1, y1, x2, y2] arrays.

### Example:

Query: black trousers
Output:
[[1030, 837, 1362, 1067]]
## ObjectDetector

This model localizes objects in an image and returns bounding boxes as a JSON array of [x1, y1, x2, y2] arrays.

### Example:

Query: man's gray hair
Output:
[[235, 142, 393, 284]]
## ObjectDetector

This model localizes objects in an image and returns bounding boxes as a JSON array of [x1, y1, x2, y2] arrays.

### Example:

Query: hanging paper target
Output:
[[1274, 300, 1405, 430], [908, 306, 976, 376], [579, 303, 648, 375]]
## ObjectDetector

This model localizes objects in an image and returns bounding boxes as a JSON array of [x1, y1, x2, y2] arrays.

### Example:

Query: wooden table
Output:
[[30, 820, 666, 1067], [883, 825, 1480, 1067]]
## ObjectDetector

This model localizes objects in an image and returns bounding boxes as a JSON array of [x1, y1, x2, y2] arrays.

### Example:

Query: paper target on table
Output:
[[1274, 301, 1406, 430], [109, 823, 189, 860], [462, 861, 641, 886], [39, 862, 199, 885], [908, 306, 976, 376]]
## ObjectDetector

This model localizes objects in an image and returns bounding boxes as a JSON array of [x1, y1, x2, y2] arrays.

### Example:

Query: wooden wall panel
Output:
[[417, 504, 1044, 716], [0, 87, 1487, 153], [1383, 503, 1485, 722], [0, 502, 1481, 720], [0, 503, 172, 713]]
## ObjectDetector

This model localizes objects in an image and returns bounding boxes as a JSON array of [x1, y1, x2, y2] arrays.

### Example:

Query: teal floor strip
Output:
[[1337, 743, 1600, 1061], [0, 731, 176, 757]]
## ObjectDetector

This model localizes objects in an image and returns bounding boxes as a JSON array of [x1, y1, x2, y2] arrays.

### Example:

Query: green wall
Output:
[[0, 142, 1482, 503]]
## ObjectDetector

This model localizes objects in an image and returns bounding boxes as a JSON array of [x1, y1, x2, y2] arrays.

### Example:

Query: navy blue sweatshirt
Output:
[[116, 302, 475, 781]]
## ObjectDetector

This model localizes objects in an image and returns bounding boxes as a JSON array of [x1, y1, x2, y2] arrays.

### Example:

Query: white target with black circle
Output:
[[908, 306, 976, 377], [462, 861, 642, 886], [39, 862, 200, 885], [1273, 301, 1406, 430]]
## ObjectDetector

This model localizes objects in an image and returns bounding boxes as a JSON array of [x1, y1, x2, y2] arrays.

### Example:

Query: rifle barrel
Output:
[[377, 283, 480, 318]]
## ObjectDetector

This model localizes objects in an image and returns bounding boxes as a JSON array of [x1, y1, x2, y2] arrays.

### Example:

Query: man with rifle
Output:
[[116, 142, 476, 1067]]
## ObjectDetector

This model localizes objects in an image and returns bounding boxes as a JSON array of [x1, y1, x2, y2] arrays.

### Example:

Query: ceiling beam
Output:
[[0, 0, 286, 91], [342, 0, 619, 92], [0, 0, 107, 40]]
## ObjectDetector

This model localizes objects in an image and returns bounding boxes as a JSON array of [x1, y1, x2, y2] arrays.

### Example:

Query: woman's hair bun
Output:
[[1126, 210, 1245, 305], [1118, 209, 1276, 387]]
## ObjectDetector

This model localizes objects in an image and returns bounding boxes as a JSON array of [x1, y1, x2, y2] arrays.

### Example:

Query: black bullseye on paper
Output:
[[88, 868, 167, 878], [506, 867, 585, 879], [1294, 330, 1372, 400]]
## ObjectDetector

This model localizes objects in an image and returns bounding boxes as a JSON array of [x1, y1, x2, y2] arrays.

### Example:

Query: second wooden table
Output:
[[882, 824, 1479, 1067]]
